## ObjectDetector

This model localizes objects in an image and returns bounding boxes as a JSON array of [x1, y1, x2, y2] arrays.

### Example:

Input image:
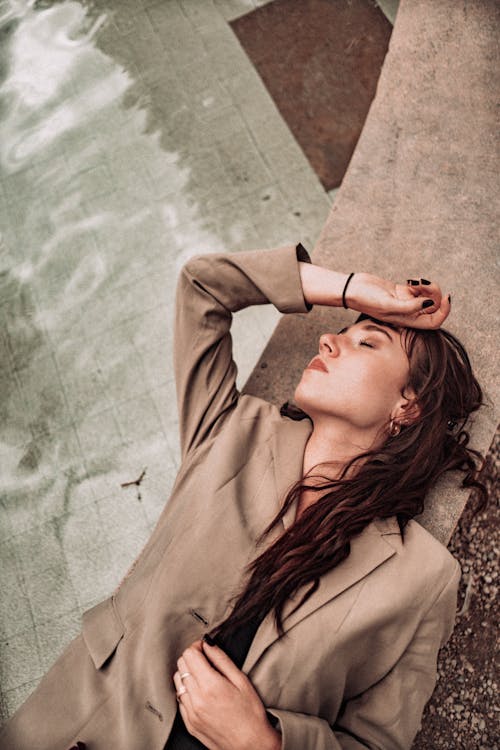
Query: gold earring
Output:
[[389, 419, 401, 437]]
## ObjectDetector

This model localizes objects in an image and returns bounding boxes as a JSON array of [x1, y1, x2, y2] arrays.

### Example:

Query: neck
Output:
[[302, 418, 379, 479]]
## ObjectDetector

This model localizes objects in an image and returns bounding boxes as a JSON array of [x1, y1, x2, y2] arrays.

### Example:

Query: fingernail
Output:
[[420, 278, 431, 285], [203, 634, 216, 646], [422, 299, 434, 309], [407, 279, 419, 286], [448, 294, 451, 304]]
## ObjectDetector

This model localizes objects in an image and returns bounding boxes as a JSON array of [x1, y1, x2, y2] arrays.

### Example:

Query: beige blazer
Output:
[[0, 245, 460, 750]]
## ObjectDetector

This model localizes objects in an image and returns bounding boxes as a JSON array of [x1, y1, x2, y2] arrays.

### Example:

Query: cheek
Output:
[[358, 367, 404, 405], [343, 374, 395, 422], [295, 362, 407, 419]]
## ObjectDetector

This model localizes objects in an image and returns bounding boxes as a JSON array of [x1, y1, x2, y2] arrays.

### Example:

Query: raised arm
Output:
[[174, 245, 451, 462], [298, 264, 451, 329], [174, 244, 312, 461]]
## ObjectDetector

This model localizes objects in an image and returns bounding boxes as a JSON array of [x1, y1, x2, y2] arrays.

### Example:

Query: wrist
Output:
[[342, 272, 355, 309], [342, 271, 371, 312], [298, 262, 349, 307]]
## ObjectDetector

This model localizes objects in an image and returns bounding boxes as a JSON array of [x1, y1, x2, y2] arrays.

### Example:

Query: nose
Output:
[[319, 333, 341, 357]]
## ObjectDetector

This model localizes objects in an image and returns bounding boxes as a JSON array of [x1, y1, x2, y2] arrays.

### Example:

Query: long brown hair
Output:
[[210, 321, 485, 641]]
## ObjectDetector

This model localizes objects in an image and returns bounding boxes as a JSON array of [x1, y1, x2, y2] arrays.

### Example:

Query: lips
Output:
[[307, 357, 328, 373]]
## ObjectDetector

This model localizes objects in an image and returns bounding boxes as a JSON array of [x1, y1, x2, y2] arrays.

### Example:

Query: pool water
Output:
[[0, 0, 331, 719]]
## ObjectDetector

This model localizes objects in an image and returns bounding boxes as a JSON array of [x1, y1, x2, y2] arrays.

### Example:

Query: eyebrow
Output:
[[362, 324, 394, 343], [338, 324, 394, 343]]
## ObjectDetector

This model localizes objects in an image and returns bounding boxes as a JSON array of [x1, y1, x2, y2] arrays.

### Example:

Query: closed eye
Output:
[[359, 339, 375, 348]]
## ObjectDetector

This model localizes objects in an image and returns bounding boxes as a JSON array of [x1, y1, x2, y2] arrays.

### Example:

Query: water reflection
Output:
[[0, 0, 210, 482], [0, 0, 215, 641], [0, 0, 292, 716]]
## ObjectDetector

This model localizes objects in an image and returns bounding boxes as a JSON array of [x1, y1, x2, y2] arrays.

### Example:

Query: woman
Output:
[[0, 243, 483, 750]]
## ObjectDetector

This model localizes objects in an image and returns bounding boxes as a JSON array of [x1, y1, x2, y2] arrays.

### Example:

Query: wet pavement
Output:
[[0, 0, 338, 718]]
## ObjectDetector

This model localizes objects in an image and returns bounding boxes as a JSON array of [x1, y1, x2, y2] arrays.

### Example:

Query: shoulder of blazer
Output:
[[235, 393, 282, 420], [376, 517, 461, 582], [229, 394, 314, 425], [177, 393, 279, 464]]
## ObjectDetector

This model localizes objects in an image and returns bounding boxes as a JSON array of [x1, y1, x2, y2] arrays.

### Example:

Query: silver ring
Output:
[[179, 671, 191, 681]]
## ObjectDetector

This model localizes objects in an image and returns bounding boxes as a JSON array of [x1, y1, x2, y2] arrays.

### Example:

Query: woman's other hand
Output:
[[298, 263, 451, 329], [172, 640, 281, 750]]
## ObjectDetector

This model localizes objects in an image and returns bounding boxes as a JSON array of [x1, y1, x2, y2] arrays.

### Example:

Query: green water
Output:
[[0, 0, 327, 718]]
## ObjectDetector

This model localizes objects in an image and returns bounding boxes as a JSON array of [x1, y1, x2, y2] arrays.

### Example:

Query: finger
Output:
[[174, 660, 196, 687], [173, 669, 192, 695], [405, 279, 442, 303], [176, 656, 194, 687], [405, 284, 421, 298], [392, 293, 451, 329], [385, 283, 440, 315], [398, 280, 443, 313], [416, 293, 451, 328], [406, 278, 436, 290], [182, 643, 227, 684], [387, 295, 438, 315], [173, 670, 193, 708], [201, 640, 247, 688]]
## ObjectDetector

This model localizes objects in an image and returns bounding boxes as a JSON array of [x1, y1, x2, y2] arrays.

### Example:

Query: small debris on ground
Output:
[[120, 468, 147, 501]]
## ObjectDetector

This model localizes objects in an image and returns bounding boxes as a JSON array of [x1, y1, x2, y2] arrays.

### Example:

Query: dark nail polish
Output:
[[448, 294, 451, 304], [420, 278, 431, 285], [422, 299, 434, 309], [407, 279, 419, 286], [203, 634, 216, 646]]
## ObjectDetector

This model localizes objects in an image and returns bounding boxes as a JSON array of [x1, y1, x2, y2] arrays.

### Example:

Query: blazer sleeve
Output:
[[266, 561, 461, 750], [174, 243, 312, 461]]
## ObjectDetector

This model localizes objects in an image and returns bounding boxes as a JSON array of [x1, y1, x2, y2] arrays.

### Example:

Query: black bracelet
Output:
[[342, 272, 355, 309]]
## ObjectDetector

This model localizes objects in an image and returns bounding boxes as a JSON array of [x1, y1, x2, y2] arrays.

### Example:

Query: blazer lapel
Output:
[[242, 517, 398, 674], [243, 413, 399, 674]]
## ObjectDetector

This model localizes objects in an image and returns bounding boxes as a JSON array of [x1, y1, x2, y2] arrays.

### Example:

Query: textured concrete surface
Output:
[[412, 449, 499, 749], [0, 0, 329, 721], [245, 0, 500, 545]]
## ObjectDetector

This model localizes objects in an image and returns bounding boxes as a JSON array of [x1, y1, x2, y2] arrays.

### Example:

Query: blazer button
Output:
[[189, 608, 209, 626]]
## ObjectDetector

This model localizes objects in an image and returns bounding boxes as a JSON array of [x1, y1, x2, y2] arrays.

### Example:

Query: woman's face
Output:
[[294, 320, 414, 434]]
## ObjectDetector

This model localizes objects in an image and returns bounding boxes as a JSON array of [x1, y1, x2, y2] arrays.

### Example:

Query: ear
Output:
[[392, 388, 421, 427]]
